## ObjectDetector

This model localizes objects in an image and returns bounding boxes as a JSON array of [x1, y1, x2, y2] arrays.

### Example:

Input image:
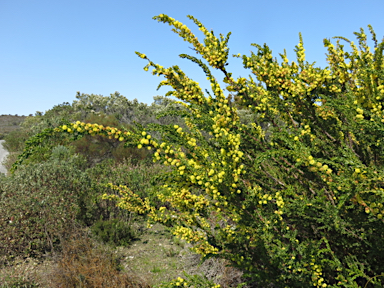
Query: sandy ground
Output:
[[0, 140, 9, 174]]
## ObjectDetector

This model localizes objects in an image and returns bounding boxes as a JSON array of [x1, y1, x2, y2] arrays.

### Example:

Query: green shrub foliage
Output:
[[3, 128, 30, 153], [0, 153, 91, 262], [14, 15, 384, 287], [90, 218, 136, 247]]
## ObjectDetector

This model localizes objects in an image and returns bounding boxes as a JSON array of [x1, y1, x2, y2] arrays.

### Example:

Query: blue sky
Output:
[[1, 0, 383, 116]]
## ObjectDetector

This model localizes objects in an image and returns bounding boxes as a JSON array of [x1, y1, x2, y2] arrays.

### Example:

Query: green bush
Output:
[[3, 128, 30, 153], [86, 158, 166, 213], [0, 153, 91, 263], [90, 218, 136, 247], [156, 272, 221, 288]]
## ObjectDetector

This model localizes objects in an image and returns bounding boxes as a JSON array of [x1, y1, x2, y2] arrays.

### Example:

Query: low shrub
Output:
[[90, 218, 136, 247], [0, 153, 91, 263], [84, 158, 166, 221], [2, 128, 30, 153], [156, 272, 221, 288]]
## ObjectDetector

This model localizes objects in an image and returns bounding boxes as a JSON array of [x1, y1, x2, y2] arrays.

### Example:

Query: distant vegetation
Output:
[[0, 114, 28, 140]]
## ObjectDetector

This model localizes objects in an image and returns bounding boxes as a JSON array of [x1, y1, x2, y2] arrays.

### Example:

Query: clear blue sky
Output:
[[1, 0, 383, 116]]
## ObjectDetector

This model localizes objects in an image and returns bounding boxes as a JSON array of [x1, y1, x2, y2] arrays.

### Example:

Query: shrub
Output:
[[15, 15, 384, 287], [156, 272, 220, 288], [2, 128, 30, 153], [0, 153, 91, 263], [70, 113, 151, 166], [86, 158, 167, 208], [90, 218, 136, 247]]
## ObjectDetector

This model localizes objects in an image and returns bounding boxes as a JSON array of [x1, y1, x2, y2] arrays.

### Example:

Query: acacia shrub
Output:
[[83, 158, 166, 226], [114, 18, 384, 287], [14, 16, 384, 287], [70, 113, 151, 166]]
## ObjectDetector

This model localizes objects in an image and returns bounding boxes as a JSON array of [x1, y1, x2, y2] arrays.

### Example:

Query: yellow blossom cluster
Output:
[[173, 226, 219, 256], [102, 184, 153, 215], [57, 121, 131, 142], [153, 14, 230, 70]]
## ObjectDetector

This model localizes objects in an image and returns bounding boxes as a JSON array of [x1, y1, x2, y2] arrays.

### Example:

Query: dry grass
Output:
[[0, 221, 249, 288], [47, 228, 150, 288], [0, 226, 150, 288]]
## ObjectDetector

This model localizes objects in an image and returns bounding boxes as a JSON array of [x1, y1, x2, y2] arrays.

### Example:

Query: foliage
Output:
[[85, 159, 166, 214], [2, 128, 30, 153], [156, 272, 221, 288], [73, 91, 186, 127], [13, 15, 384, 287], [20, 102, 80, 137], [0, 115, 27, 140], [0, 152, 91, 263], [0, 278, 38, 288], [90, 218, 136, 247]]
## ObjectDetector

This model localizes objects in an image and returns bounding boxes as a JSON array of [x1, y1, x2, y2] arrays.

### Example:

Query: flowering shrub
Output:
[[13, 15, 384, 287]]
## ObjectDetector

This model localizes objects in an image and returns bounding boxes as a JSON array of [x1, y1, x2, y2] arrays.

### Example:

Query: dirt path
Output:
[[0, 140, 9, 174]]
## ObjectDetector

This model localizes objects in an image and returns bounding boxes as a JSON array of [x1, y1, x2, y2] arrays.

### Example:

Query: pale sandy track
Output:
[[0, 140, 9, 174]]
